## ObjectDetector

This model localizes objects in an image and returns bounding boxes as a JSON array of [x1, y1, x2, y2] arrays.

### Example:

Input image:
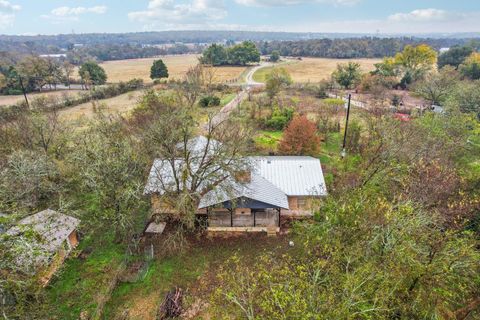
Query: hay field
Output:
[[58, 88, 237, 123], [58, 90, 144, 122], [254, 57, 381, 83], [0, 90, 82, 107], [99, 54, 247, 83]]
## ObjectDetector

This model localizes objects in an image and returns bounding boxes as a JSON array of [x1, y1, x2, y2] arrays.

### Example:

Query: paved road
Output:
[[209, 62, 269, 127]]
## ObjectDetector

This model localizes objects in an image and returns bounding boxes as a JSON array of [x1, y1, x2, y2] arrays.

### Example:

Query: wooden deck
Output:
[[207, 226, 280, 233]]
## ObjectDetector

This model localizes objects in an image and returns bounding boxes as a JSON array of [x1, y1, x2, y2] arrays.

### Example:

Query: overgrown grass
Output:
[[46, 232, 125, 319], [254, 130, 283, 152], [103, 236, 286, 319]]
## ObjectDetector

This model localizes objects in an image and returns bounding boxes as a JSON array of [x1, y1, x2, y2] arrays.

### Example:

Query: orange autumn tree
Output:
[[278, 115, 320, 155]]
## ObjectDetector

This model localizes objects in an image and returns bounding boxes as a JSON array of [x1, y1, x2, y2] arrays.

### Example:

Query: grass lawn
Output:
[[46, 233, 125, 319], [220, 92, 237, 106], [45, 233, 287, 320], [58, 89, 146, 122], [253, 57, 380, 83], [254, 130, 283, 153]]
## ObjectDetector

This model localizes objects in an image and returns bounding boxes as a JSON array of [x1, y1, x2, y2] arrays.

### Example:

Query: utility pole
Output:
[[341, 94, 352, 158]]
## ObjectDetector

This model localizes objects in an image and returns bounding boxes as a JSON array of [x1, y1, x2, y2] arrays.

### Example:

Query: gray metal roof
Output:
[[144, 137, 327, 210], [144, 136, 237, 195], [198, 173, 289, 209], [5, 209, 80, 273], [7, 209, 80, 253], [250, 156, 327, 196]]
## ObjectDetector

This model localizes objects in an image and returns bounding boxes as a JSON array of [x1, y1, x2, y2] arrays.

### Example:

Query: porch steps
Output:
[[266, 227, 278, 237]]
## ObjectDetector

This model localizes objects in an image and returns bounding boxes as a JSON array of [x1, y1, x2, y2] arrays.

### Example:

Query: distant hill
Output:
[[1, 30, 480, 49], [0, 30, 479, 62]]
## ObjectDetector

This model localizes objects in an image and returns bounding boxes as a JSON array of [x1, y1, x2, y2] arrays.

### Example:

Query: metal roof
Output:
[[144, 158, 230, 195], [144, 138, 328, 211], [144, 136, 240, 195], [250, 156, 327, 196], [6, 209, 80, 272], [198, 173, 289, 209], [7, 209, 80, 253]]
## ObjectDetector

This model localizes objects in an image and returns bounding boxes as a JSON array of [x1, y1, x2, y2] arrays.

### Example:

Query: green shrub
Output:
[[264, 107, 294, 130], [199, 95, 221, 108]]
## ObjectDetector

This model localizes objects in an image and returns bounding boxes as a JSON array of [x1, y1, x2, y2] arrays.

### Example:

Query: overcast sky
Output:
[[1, 0, 479, 35]]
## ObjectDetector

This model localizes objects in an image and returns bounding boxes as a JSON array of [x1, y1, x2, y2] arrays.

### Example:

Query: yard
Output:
[[253, 57, 381, 83], [45, 232, 290, 320]]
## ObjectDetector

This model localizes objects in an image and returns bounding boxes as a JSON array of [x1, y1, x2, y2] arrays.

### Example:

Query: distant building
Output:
[[39, 53, 67, 59]]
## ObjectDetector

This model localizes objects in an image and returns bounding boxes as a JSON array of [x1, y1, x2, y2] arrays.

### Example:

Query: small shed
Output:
[[6, 209, 80, 284]]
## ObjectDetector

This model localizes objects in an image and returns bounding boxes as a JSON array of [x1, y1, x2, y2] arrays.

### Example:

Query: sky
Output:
[[0, 0, 479, 35]]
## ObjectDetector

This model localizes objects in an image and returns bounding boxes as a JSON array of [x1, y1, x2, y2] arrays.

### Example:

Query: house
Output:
[[5, 209, 80, 285], [144, 137, 327, 233]]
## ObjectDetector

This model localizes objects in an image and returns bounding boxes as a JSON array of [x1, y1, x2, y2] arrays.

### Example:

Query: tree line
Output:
[[258, 37, 480, 59], [0, 55, 109, 98]]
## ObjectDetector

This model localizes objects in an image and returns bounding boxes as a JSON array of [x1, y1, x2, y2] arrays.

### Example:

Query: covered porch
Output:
[[202, 197, 284, 233], [207, 208, 280, 229]]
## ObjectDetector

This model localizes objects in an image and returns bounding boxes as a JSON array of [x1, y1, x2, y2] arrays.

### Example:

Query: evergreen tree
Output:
[[150, 59, 169, 80]]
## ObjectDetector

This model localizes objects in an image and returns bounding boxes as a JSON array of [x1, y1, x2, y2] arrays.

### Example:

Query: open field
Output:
[[0, 90, 83, 107], [254, 57, 381, 83], [58, 88, 238, 123], [58, 90, 145, 122], [99, 54, 248, 83]]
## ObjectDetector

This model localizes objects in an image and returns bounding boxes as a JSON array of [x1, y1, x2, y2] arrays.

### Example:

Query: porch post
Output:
[[253, 210, 256, 227], [206, 207, 210, 228], [229, 208, 233, 227], [277, 208, 281, 228]]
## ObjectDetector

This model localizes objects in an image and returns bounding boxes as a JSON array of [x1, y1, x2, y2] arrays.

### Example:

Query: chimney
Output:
[[235, 170, 251, 183]]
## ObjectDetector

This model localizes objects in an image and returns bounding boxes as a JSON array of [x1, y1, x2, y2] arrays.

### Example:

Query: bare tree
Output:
[[175, 65, 205, 108], [140, 103, 252, 229]]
